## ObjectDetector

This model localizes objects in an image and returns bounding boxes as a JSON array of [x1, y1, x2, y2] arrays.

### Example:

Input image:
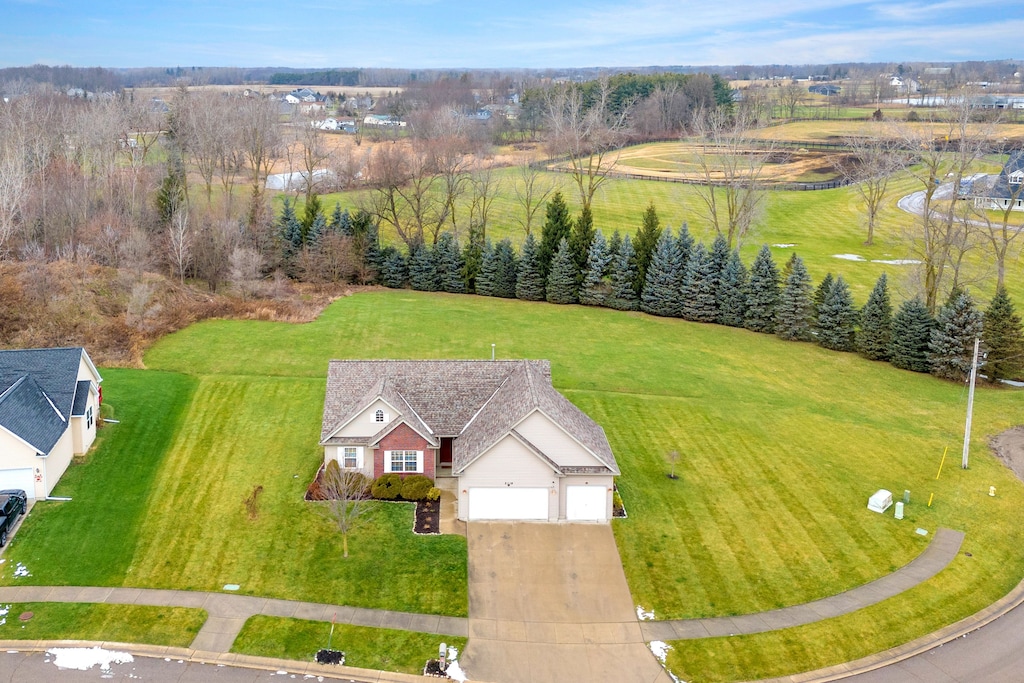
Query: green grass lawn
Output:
[[232, 615, 467, 674], [0, 603, 204, 647], [6, 289, 1024, 680]]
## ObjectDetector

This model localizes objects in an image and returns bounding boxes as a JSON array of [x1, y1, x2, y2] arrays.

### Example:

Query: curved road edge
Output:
[[748, 574, 1024, 683]]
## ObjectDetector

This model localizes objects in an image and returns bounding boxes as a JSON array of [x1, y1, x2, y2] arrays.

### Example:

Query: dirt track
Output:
[[991, 426, 1024, 483]]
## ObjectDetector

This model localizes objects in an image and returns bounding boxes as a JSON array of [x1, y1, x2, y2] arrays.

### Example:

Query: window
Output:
[[342, 447, 359, 469], [86, 407, 93, 429], [374, 409, 385, 423], [388, 450, 421, 473]]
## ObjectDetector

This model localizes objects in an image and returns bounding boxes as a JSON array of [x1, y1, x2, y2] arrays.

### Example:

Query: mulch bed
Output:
[[315, 648, 345, 665], [415, 499, 440, 534]]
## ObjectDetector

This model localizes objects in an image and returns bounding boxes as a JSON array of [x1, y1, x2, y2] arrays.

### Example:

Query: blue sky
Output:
[[0, 0, 1021, 69]]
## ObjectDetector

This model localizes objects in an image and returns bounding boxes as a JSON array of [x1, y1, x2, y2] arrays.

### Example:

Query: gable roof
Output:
[[976, 151, 1024, 200], [0, 347, 101, 454]]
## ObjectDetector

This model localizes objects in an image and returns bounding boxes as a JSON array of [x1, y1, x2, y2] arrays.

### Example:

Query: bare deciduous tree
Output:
[[777, 82, 805, 119], [237, 95, 282, 224], [512, 158, 555, 237], [320, 462, 370, 559], [971, 166, 1024, 290], [835, 129, 908, 245], [166, 208, 192, 284]]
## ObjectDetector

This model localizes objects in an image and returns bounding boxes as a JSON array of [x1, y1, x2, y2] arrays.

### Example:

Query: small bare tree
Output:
[[972, 170, 1024, 290], [320, 461, 370, 559], [666, 450, 680, 480], [512, 157, 555, 237], [166, 208, 192, 284], [835, 129, 908, 245]]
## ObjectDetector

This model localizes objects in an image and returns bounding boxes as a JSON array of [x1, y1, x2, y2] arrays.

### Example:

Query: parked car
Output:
[[0, 489, 27, 547]]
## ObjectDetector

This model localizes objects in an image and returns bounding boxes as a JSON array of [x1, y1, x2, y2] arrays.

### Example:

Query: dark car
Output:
[[0, 489, 27, 547]]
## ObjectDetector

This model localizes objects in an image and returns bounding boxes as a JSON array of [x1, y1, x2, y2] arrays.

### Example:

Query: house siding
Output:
[[42, 428, 75, 500], [0, 428, 41, 498], [516, 411, 605, 467], [376, 423, 435, 479], [458, 434, 559, 521], [336, 398, 395, 438]]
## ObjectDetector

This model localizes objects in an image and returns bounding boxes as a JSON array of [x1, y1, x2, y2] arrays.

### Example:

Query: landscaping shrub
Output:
[[370, 473, 403, 500], [426, 487, 442, 502], [401, 475, 434, 501]]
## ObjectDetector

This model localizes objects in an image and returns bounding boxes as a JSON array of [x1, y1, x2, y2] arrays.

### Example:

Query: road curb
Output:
[[745, 576, 1024, 682]]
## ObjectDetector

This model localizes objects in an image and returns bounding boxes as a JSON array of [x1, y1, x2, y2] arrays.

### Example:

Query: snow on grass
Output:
[[13, 563, 30, 578], [832, 253, 866, 261], [872, 258, 921, 265], [649, 641, 686, 682], [772, 243, 797, 248], [47, 646, 133, 671], [0, 604, 8, 627], [446, 659, 468, 682], [636, 605, 655, 620]]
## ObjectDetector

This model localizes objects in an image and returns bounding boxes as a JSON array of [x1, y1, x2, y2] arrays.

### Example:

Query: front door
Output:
[[439, 437, 453, 466]]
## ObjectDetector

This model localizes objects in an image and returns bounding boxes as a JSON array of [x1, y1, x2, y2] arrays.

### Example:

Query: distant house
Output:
[[973, 151, 1024, 212], [889, 76, 920, 94], [0, 347, 102, 499], [319, 360, 620, 522], [808, 84, 841, 96], [363, 114, 406, 127]]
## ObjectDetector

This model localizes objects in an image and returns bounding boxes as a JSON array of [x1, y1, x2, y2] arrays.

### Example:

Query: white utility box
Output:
[[868, 489, 893, 514]]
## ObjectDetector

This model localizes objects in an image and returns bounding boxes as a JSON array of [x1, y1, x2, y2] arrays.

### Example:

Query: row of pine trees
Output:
[[278, 193, 1024, 384]]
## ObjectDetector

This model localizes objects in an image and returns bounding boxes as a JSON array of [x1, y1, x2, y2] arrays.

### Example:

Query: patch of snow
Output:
[[649, 640, 671, 663], [447, 646, 458, 661], [446, 659, 468, 682], [636, 605, 655, 621], [871, 259, 921, 265], [832, 253, 866, 261], [771, 243, 796, 248], [47, 647, 133, 671]]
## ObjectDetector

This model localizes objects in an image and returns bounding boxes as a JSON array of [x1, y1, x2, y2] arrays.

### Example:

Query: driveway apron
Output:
[[460, 522, 671, 683]]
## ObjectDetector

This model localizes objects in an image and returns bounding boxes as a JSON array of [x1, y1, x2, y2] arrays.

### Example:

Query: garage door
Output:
[[468, 488, 548, 521], [566, 486, 608, 521], [0, 469, 34, 498]]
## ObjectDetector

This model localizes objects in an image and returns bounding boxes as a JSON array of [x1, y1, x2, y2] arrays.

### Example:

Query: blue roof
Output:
[[0, 347, 93, 454]]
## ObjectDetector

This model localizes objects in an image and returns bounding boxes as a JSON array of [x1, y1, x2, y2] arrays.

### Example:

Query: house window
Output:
[[387, 450, 421, 473], [374, 409, 385, 423], [86, 407, 93, 429], [342, 447, 359, 469]]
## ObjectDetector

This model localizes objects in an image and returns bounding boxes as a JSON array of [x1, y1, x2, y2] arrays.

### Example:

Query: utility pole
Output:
[[961, 337, 980, 469]]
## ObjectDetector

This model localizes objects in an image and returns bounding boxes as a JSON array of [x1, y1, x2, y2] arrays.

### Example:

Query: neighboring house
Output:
[[973, 151, 1024, 212], [319, 360, 620, 522], [0, 347, 102, 499], [363, 114, 406, 127], [808, 84, 841, 96]]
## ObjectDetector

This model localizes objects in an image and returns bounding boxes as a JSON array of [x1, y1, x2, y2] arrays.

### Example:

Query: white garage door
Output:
[[0, 469, 34, 498], [468, 488, 548, 521], [566, 486, 608, 521]]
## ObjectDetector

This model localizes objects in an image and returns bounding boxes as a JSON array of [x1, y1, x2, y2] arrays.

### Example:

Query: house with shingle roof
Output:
[[0, 347, 102, 499], [319, 360, 619, 522], [973, 151, 1024, 212]]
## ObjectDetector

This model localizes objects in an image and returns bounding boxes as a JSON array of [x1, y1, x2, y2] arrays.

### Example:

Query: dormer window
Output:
[[375, 409, 385, 423], [1009, 170, 1023, 186]]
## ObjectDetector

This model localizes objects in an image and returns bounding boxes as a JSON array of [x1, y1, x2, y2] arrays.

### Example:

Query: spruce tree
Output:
[[775, 254, 814, 341], [476, 239, 497, 297], [435, 232, 465, 294], [408, 242, 439, 291], [641, 227, 685, 317], [817, 276, 858, 351], [890, 298, 934, 373], [361, 222, 383, 283], [516, 233, 546, 301], [607, 235, 640, 311], [812, 272, 835, 328], [633, 202, 662, 296], [379, 247, 408, 289], [328, 203, 345, 233], [708, 233, 731, 301], [929, 290, 984, 381], [492, 238, 518, 299], [301, 194, 323, 238], [462, 227, 485, 294], [983, 287, 1024, 382], [676, 222, 695, 276], [580, 230, 612, 307], [307, 211, 327, 248], [278, 198, 303, 257], [717, 250, 749, 327], [857, 274, 893, 360], [681, 243, 719, 323], [607, 230, 623, 262], [539, 192, 572, 281], [546, 238, 578, 304], [744, 245, 781, 334], [569, 206, 596, 278]]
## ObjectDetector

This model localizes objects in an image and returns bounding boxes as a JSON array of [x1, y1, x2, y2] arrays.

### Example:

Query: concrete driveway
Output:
[[460, 522, 671, 683]]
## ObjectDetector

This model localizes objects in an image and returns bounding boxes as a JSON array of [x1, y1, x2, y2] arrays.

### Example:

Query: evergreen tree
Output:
[[461, 225, 485, 294], [516, 233, 546, 301], [717, 250, 749, 327], [816, 276, 858, 351], [301, 194, 323, 238], [328, 203, 345, 234], [607, 230, 623, 262], [476, 239, 498, 297], [278, 198, 303, 258], [546, 238, 578, 304], [607, 235, 639, 311], [379, 246, 408, 289], [408, 242, 439, 291], [539, 192, 572, 281], [708, 233, 731, 301], [492, 238, 518, 299], [361, 222, 383, 283], [435, 232, 465, 294], [890, 298, 935, 373], [641, 227, 685, 317], [929, 290, 984, 381], [155, 154, 187, 226], [983, 287, 1024, 382], [681, 243, 719, 322], [633, 202, 663, 296], [675, 222, 695, 276], [812, 272, 835, 327], [857, 274, 893, 360], [744, 245, 781, 334], [775, 254, 814, 341], [569, 206, 596, 278], [580, 230, 612, 307], [307, 211, 327, 248]]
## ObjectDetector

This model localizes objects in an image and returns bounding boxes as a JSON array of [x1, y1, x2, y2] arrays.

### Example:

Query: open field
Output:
[[746, 119, 1024, 143], [232, 616, 467, 674]]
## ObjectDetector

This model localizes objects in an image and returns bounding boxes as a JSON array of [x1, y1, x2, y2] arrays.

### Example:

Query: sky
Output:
[[0, 0, 1021, 69]]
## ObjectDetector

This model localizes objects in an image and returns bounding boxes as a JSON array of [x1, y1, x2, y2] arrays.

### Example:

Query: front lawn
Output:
[[232, 615, 467, 675], [0, 603, 205, 647]]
